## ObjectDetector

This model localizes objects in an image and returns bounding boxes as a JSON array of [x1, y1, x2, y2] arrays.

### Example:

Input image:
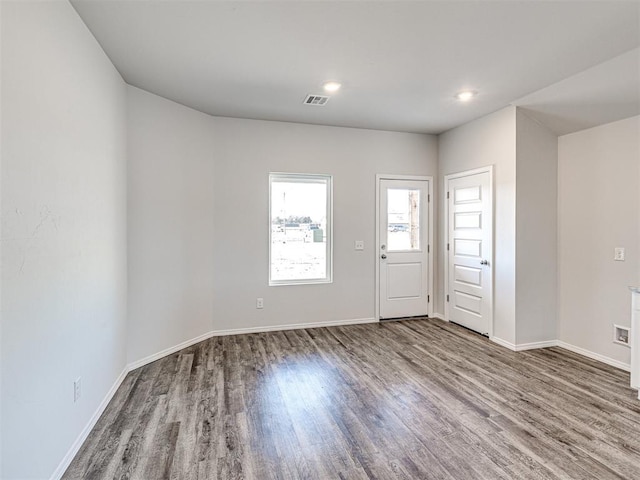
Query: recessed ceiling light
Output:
[[455, 90, 476, 102], [323, 81, 341, 93]]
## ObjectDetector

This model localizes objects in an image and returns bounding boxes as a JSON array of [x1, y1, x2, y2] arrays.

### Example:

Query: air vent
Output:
[[303, 94, 330, 106]]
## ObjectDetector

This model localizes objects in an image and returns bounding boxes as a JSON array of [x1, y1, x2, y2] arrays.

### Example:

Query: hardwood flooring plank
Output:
[[63, 318, 640, 480], [141, 421, 180, 479], [114, 395, 168, 480]]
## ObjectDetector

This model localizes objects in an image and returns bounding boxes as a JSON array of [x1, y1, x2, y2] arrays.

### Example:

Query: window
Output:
[[387, 188, 421, 251], [269, 173, 332, 285]]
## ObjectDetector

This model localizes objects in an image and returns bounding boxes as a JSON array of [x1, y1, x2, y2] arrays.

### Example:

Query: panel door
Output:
[[379, 179, 429, 319], [447, 171, 492, 334]]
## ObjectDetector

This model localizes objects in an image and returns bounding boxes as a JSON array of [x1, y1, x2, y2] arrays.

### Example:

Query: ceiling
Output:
[[513, 47, 639, 136], [71, 0, 640, 135]]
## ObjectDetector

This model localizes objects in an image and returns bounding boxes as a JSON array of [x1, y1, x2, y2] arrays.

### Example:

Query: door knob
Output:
[[381, 254, 387, 259], [480, 259, 488, 265]]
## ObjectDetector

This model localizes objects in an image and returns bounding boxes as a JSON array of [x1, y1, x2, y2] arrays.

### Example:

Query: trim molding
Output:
[[54, 316, 377, 479], [491, 337, 556, 352], [491, 336, 516, 351], [431, 312, 446, 321], [513, 340, 558, 351], [127, 317, 378, 372], [556, 340, 630, 372], [444, 165, 495, 338], [491, 337, 631, 372], [50, 367, 129, 480], [127, 330, 217, 371], [375, 174, 434, 320], [52, 319, 631, 479], [209, 316, 378, 337]]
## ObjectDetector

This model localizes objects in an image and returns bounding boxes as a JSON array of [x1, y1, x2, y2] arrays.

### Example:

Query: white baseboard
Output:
[[127, 317, 378, 372], [489, 337, 516, 352], [490, 336, 517, 351], [431, 312, 446, 321], [50, 366, 129, 480], [52, 318, 631, 479], [555, 340, 630, 372], [513, 340, 558, 351], [53, 316, 376, 478], [490, 337, 631, 372], [490, 337, 556, 352], [209, 316, 377, 338], [127, 330, 217, 371]]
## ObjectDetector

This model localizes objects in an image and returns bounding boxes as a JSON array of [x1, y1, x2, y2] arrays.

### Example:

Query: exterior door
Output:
[[379, 178, 430, 319], [446, 169, 493, 335]]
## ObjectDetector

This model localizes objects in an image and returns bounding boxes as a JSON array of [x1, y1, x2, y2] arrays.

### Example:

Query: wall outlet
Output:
[[613, 325, 630, 346], [256, 297, 264, 309], [355, 240, 364, 251], [614, 247, 625, 261], [74, 377, 82, 403]]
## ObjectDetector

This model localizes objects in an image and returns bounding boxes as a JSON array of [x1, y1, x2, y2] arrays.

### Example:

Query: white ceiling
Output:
[[71, 0, 640, 135], [514, 47, 640, 135]]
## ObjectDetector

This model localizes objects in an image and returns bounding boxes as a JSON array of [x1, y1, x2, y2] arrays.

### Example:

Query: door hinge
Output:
[[447, 191, 450, 199], [428, 194, 430, 202], [428, 295, 430, 303], [447, 243, 450, 251], [446, 294, 450, 302], [428, 245, 430, 253]]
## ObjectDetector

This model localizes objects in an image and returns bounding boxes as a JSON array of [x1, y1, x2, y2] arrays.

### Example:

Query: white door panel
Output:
[[454, 265, 482, 286], [387, 263, 423, 300], [379, 178, 430, 319], [446, 169, 493, 335], [454, 238, 482, 257], [454, 212, 482, 229], [453, 290, 482, 315]]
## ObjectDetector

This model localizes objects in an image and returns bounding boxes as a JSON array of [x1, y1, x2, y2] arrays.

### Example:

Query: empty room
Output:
[[1, 0, 640, 479]]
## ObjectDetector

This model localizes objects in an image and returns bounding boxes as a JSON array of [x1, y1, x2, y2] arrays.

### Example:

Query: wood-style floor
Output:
[[63, 318, 640, 479]]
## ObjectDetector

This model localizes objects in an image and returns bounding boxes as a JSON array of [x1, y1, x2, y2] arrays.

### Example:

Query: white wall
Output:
[[127, 86, 216, 364], [211, 115, 437, 332], [558, 116, 640, 366], [0, 3, 3, 475], [515, 109, 558, 344], [1, 2, 127, 478], [438, 107, 517, 344], [1, 5, 631, 478], [127, 87, 438, 363]]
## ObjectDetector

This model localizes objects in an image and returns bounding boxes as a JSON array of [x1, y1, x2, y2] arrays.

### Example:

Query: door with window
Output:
[[445, 168, 493, 335], [378, 177, 431, 319]]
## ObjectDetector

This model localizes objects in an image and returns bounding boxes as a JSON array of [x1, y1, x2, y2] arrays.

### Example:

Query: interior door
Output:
[[446, 170, 493, 335], [379, 179, 429, 319]]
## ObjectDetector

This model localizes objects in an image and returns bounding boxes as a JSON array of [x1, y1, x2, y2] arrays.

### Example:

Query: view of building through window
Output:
[[387, 188, 420, 251], [270, 174, 331, 284]]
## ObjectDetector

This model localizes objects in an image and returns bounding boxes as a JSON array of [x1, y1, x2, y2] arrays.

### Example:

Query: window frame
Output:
[[268, 172, 333, 286], [385, 186, 423, 253]]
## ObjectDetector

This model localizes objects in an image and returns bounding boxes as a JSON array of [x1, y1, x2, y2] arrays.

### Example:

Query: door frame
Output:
[[375, 174, 434, 321], [443, 165, 494, 337]]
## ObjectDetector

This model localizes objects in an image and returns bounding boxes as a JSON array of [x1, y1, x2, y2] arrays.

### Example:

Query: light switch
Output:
[[355, 240, 364, 251], [614, 247, 625, 261]]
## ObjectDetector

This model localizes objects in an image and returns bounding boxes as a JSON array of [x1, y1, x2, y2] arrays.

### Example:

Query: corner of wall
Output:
[[514, 108, 558, 345], [1, 2, 128, 477], [438, 106, 518, 345], [557, 116, 639, 366]]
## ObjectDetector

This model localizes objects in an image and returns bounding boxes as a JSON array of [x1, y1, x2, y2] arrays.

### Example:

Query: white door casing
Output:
[[445, 167, 493, 335], [376, 175, 433, 320]]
